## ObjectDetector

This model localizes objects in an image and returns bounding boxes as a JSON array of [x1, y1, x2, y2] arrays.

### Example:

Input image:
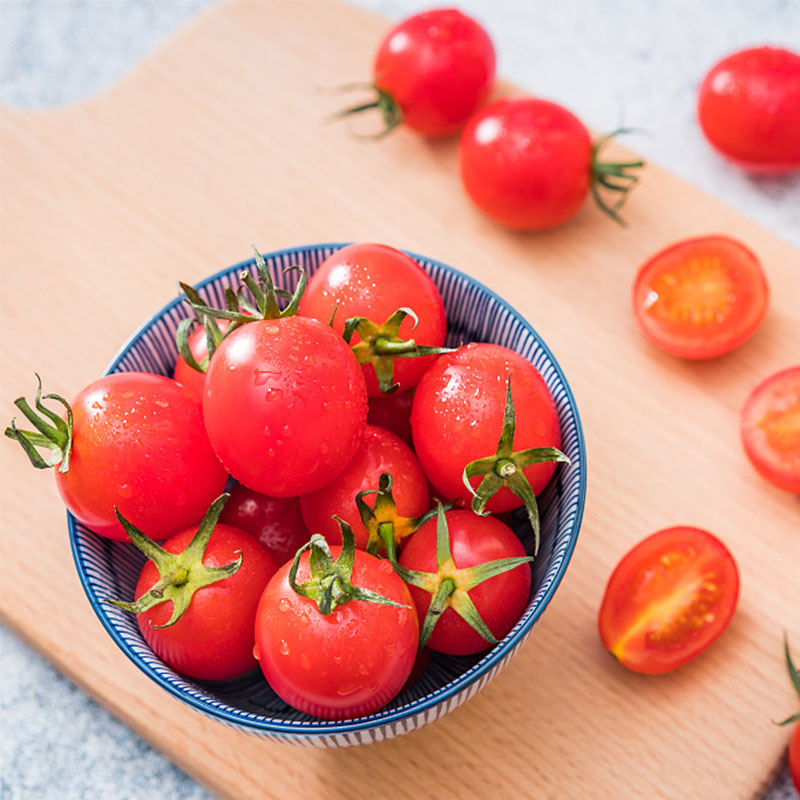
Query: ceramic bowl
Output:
[[69, 243, 586, 746]]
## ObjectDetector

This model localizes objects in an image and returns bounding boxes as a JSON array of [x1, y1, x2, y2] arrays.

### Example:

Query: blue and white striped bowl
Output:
[[69, 243, 586, 746]]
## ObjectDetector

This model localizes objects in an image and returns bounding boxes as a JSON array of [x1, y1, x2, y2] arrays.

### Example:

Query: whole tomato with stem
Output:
[[5, 373, 227, 541], [108, 495, 279, 681], [219, 483, 309, 565], [740, 366, 800, 494], [411, 343, 567, 554], [333, 8, 496, 137], [173, 315, 233, 397], [598, 526, 740, 675], [254, 520, 419, 720], [698, 46, 800, 174], [299, 424, 431, 555], [185, 249, 368, 497], [459, 96, 644, 229], [298, 243, 454, 395], [396, 504, 532, 655]]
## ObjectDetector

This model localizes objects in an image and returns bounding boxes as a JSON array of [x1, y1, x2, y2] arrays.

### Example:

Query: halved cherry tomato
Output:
[[598, 526, 740, 675], [740, 366, 800, 494], [632, 235, 769, 359]]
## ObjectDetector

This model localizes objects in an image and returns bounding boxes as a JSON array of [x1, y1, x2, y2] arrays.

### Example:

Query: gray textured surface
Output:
[[1, 1, 799, 798]]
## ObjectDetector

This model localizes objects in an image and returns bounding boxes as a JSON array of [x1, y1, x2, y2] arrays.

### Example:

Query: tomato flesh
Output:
[[598, 526, 739, 674], [632, 235, 768, 359], [740, 366, 800, 493]]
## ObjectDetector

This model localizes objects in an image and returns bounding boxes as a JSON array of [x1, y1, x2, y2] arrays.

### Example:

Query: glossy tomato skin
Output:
[[367, 388, 415, 444], [299, 424, 429, 549], [202, 316, 368, 497], [459, 97, 592, 230], [135, 524, 278, 681], [219, 483, 310, 564], [411, 343, 561, 511], [790, 721, 800, 793], [698, 47, 800, 174], [254, 548, 419, 719], [399, 510, 531, 655], [598, 526, 740, 675], [56, 373, 227, 541], [740, 366, 800, 494], [632, 235, 769, 359], [173, 319, 232, 397], [373, 9, 495, 137], [298, 244, 447, 396]]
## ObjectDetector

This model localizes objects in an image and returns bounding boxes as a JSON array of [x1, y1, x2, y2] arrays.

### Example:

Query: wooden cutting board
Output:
[[1, 1, 798, 797]]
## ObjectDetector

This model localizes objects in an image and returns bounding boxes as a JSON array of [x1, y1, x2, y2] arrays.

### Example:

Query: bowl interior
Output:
[[69, 243, 585, 736]]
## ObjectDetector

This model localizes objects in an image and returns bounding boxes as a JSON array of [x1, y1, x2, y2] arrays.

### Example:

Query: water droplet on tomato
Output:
[[279, 640, 290, 655], [282, 424, 292, 437], [252, 645, 260, 661], [278, 597, 291, 612], [265, 324, 280, 334], [155, 399, 169, 408], [118, 484, 133, 499], [267, 448, 276, 458], [265, 388, 284, 402], [300, 653, 311, 670], [336, 679, 364, 697]]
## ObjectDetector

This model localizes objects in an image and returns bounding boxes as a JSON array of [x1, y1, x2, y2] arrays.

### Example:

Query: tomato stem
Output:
[[590, 128, 645, 225], [325, 84, 404, 139], [778, 634, 800, 726]]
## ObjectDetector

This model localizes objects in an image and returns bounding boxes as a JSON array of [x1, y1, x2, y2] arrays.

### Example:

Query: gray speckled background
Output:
[[1, 1, 798, 798]]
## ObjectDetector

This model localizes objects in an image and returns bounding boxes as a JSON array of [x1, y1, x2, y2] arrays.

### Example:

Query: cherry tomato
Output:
[[791, 720, 800, 793], [299, 424, 429, 551], [219, 483, 310, 564], [254, 539, 418, 719], [740, 366, 800, 493], [132, 522, 278, 681], [298, 243, 448, 396], [598, 526, 740, 675], [698, 47, 800, 174], [6, 373, 228, 541], [398, 509, 531, 655], [173, 319, 231, 397], [367, 388, 415, 444], [459, 96, 642, 229], [632, 235, 769, 359], [411, 343, 561, 511], [202, 316, 368, 496], [370, 8, 495, 137]]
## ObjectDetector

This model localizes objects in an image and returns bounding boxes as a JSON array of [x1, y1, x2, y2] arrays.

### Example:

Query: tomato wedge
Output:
[[741, 366, 800, 494], [632, 235, 768, 359], [598, 526, 740, 674]]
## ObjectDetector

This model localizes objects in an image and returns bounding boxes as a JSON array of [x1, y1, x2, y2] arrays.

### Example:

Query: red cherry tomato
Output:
[[299, 424, 429, 550], [698, 47, 800, 174], [367, 388, 415, 444], [298, 243, 448, 396], [372, 8, 495, 137], [791, 720, 800, 793], [254, 546, 418, 719], [398, 510, 531, 655], [598, 526, 740, 675], [135, 523, 278, 680], [740, 366, 800, 493], [632, 235, 769, 359], [8, 373, 228, 541], [459, 96, 642, 229], [173, 319, 231, 397], [219, 483, 310, 564], [202, 316, 367, 496], [411, 343, 561, 511]]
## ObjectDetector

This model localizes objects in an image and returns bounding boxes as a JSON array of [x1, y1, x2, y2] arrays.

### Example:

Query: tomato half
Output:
[[598, 526, 740, 674], [740, 366, 800, 494], [632, 235, 769, 359], [698, 47, 800, 174]]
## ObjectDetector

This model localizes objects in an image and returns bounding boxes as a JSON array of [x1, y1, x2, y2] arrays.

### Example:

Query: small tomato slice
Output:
[[740, 366, 800, 494], [632, 235, 768, 359], [598, 526, 740, 675]]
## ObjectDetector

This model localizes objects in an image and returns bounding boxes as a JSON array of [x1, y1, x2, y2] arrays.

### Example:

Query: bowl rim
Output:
[[69, 241, 587, 736]]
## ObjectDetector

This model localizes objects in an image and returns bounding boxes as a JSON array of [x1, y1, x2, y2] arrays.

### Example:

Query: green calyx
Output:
[[324, 82, 403, 139], [391, 501, 533, 650], [590, 128, 645, 225], [105, 494, 242, 628], [289, 518, 410, 616], [176, 245, 307, 374], [778, 633, 800, 726], [5, 374, 73, 473], [355, 471, 444, 560], [343, 307, 458, 394], [461, 375, 570, 557]]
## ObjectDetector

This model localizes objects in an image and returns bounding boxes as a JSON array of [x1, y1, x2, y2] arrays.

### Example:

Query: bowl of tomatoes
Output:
[[67, 242, 586, 745]]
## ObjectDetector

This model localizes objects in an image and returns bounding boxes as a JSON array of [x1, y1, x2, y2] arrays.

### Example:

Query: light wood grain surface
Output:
[[1, 1, 798, 797]]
